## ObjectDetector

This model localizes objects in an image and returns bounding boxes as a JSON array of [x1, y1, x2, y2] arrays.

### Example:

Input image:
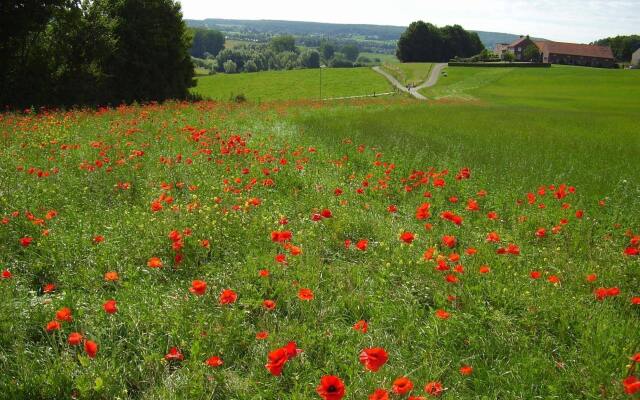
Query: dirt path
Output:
[[373, 63, 447, 100]]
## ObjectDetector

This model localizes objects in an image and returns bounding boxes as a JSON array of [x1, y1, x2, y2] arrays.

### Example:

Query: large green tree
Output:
[[190, 28, 225, 58], [396, 21, 484, 62], [593, 35, 640, 62], [0, 0, 194, 108]]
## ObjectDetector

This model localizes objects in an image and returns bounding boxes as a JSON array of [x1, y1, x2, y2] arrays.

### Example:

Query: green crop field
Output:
[[1, 65, 639, 399], [382, 62, 434, 86], [192, 68, 394, 101]]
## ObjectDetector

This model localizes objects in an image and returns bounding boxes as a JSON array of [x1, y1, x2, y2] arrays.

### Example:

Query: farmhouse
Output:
[[495, 36, 615, 67], [632, 48, 640, 67]]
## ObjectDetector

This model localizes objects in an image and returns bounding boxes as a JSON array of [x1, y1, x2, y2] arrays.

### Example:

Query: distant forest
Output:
[[185, 18, 531, 52]]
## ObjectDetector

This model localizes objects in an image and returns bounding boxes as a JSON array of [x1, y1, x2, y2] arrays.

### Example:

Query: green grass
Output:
[[381, 62, 434, 86], [191, 68, 393, 101], [1, 65, 639, 399]]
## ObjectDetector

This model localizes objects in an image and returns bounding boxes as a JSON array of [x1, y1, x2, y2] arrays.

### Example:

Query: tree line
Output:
[[396, 21, 484, 62], [593, 35, 640, 62], [0, 0, 194, 109], [191, 35, 366, 74]]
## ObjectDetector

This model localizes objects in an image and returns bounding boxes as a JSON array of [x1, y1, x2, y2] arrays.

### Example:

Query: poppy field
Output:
[[1, 67, 640, 399]]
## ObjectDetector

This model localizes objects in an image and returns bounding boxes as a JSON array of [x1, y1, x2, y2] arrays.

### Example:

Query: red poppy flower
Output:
[[479, 265, 490, 274], [400, 231, 415, 244], [42, 283, 56, 293], [632, 297, 640, 305], [46, 320, 61, 332], [93, 235, 105, 244], [298, 288, 314, 301], [356, 239, 368, 251], [256, 331, 269, 340], [189, 280, 207, 296], [147, 257, 163, 268], [104, 271, 119, 282], [435, 309, 450, 319], [316, 375, 346, 400], [548, 275, 560, 284], [486, 231, 500, 243], [388, 205, 398, 213], [459, 365, 473, 375], [68, 332, 83, 346], [415, 203, 431, 220], [530, 271, 541, 279], [424, 381, 443, 397], [369, 389, 389, 400], [259, 269, 270, 277], [205, 356, 223, 367], [623, 376, 640, 395], [630, 353, 640, 363], [445, 274, 459, 283], [353, 319, 368, 333], [165, 347, 184, 361], [265, 347, 288, 376], [359, 347, 388, 372], [103, 299, 118, 314], [535, 228, 546, 238], [575, 209, 584, 218], [487, 211, 498, 220], [2, 269, 12, 279], [219, 289, 238, 305], [275, 253, 287, 263], [263, 299, 276, 310], [392, 377, 414, 395], [271, 230, 292, 242], [84, 340, 98, 358], [586, 274, 597, 282], [20, 237, 33, 247], [441, 235, 456, 248], [311, 213, 323, 221], [321, 209, 333, 218], [55, 307, 73, 322]]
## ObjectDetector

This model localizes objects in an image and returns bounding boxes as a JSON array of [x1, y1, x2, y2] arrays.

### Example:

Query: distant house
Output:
[[494, 43, 511, 57], [497, 35, 615, 67], [632, 48, 640, 66]]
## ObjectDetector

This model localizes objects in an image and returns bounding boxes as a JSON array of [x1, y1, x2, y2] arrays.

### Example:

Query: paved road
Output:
[[373, 63, 447, 100]]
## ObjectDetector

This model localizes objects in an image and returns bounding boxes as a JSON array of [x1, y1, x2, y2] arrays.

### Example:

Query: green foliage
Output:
[[270, 35, 297, 53], [329, 54, 355, 68], [502, 52, 516, 62], [223, 59, 237, 73], [341, 44, 360, 62], [298, 50, 321, 69], [0, 0, 194, 108], [244, 59, 258, 73], [396, 21, 484, 62], [593, 35, 640, 61], [189, 28, 225, 58], [319, 41, 336, 61], [523, 44, 541, 62]]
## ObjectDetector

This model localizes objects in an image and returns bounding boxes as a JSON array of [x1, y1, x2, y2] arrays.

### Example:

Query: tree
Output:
[[523, 44, 541, 62], [502, 52, 515, 62], [593, 35, 640, 61], [396, 21, 484, 62], [270, 35, 297, 53], [190, 28, 225, 58], [396, 21, 444, 62], [243, 60, 257, 72], [223, 60, 237, 73], [319, 41, 335, 61], [341, 44, 360, 62], [298, 50, 320, 68]]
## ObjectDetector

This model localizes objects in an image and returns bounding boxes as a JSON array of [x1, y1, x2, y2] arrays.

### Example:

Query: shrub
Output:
[[223, 60, 237, 74]]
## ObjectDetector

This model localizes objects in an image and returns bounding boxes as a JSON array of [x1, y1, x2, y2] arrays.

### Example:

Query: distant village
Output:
[[495, 36, 640, 68]]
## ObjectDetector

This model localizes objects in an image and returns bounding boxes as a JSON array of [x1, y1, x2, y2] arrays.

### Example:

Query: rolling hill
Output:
[[185, 18, 532, 51]]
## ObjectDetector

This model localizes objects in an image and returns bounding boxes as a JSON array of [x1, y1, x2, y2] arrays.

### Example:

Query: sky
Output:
[[179, 0, 638, 43]]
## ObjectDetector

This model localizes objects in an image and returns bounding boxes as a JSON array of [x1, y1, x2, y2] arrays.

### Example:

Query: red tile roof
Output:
[[534, 40, 614, 59]]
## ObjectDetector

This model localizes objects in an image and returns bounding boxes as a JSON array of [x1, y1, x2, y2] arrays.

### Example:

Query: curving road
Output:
[[373, 63, 447, 100]]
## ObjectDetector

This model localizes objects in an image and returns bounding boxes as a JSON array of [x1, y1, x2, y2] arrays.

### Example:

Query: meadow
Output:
[[192, 68, 394, 101], [381, 63, 434, 86], [1, 65, 639, 399]]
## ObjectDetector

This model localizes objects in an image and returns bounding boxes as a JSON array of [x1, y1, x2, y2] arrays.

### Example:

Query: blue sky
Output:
[[179, 0, 638, 43]]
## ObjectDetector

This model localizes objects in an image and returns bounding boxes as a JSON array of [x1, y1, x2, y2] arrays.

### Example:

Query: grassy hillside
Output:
[[422, 65, 640, 112], [192, 68, 394, 101], [381, 62, 434, 86], [1, 65, 639, 399]]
